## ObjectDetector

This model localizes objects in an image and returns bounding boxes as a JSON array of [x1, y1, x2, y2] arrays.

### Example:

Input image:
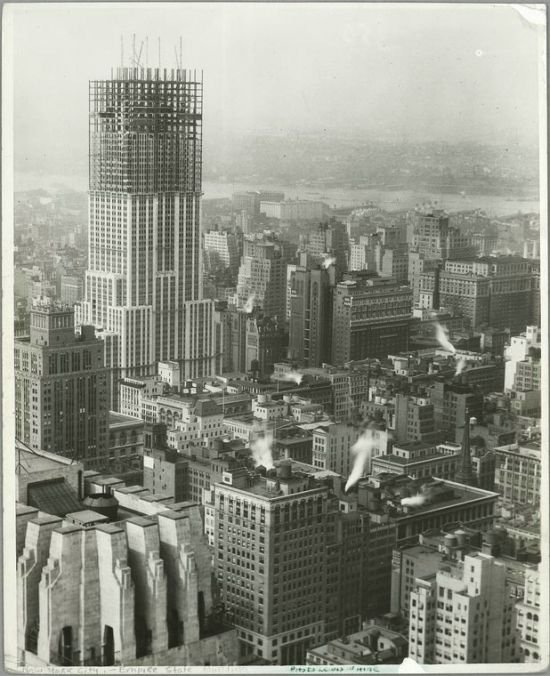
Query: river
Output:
[[15, 171, 540, 218], [203, 180, 540, 218]]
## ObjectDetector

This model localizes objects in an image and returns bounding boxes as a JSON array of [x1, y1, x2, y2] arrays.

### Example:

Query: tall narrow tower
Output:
[[78, 66, 220, 400], [455, 409, 476, 487]]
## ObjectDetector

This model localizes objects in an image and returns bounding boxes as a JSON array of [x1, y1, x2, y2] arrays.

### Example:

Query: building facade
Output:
[[437, 257, 536, 333], [213, 468, 332, 664], [77, 67, 219, 389], [17, 504, 237, 667], [409, 552, 518, 664], [236, 237, 290, 319], [494, 442, 541, 508], [288, 265, 335, 368], [331, 272, 412, 365], [15, 301, 109, 468]]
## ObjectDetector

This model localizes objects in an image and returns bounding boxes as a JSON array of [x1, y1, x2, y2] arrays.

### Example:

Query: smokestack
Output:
[[78, 470, 84, 501], [455, 407, 476, 487]]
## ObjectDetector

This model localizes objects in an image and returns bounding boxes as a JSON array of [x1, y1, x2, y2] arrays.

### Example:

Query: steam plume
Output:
[[455, 357, 467, 376], [277, 370, 303, 385], [322, 256, 337, 269], [434, 322, 456, 354], [345, 428, 378, 492], [250, 431, 275, 470], [401, 493, 426, 508], [243, 294, 256, 313]]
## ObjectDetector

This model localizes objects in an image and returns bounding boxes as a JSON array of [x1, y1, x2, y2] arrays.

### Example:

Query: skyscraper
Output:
[[236, 236, 290, 319], [288, 265, 335, 368], [15, 300, 109, 468], [212, 464, 378, 664], [77, 66, 219, 398], [331, 272, 412, 365], [213, 466, 332, 663]]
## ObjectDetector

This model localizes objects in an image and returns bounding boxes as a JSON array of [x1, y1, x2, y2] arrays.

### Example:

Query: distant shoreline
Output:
[[14, 173, 540, 218]]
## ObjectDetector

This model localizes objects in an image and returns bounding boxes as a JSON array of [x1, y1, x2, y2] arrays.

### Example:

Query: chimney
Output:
[[455, 408, 476, 487]]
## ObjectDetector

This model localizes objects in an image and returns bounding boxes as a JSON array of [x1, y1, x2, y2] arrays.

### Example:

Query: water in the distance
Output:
[[203, 180, 540, 217]]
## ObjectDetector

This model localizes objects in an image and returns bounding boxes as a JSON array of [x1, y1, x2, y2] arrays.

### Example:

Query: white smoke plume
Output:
[[243, 294, 256, 313], [455, 357, 467, 376], [322, 256, 337, 269], [401, 493, 426, 508], [277, 370, 303, 385], [434, 322, 456, 354], [250, 431, 275, 470], [345, 428, 378, 492]]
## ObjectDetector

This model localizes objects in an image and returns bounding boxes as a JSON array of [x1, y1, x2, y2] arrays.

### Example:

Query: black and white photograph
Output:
[[2, 2, 547, 672]]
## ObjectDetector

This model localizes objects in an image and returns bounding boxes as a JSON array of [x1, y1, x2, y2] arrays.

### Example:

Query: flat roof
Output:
[[66, 509, 109, 525], [115, 485, 149, 495], [216, 475, 325, 501], [373, 452, 455, 466], [108, 411, 143, 428], [16, 443, 78, 473], [395, 480, 499, 521], [30, 513, 64, 526], [126, 515, 159, 528], [88, 476, 125, 486], [16, 503, 39, 516]]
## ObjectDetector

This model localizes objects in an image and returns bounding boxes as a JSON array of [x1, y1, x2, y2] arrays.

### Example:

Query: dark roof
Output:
[[27, 478, 82, 517], [194, 398, 221, 416]]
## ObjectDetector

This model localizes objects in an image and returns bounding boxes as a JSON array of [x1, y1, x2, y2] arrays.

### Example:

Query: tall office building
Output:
[[331, 272, 412, 365], [408, 208, 475, 308], [236, 237, 290, 319], [304, 222, 349, 279], [436, 257, 536, 333], [411, 208, 474, 261], [77, 67, 219, 396], [288, 265, 336, 367], [213, 465, 386, 664], [213, 467, 333, 664], [14, 300, 109, 468]]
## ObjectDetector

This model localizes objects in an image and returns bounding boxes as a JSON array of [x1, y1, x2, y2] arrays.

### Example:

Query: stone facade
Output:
[[18, 503, 237, 667]]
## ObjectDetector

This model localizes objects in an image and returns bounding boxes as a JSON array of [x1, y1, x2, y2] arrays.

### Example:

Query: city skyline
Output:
[[5, 2, 547, 671]]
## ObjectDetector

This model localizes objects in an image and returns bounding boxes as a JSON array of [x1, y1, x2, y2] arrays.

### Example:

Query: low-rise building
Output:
[[516, 567, 542, 663], [494, 441, 541, 507], [108, 412, 144, 471], [372, 441, 461, 481], [409, 552, 519, 664], [306, 624, 408, 665]]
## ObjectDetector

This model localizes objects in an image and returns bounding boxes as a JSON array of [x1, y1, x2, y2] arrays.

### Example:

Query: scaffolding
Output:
[[89, 67, 203, 194]]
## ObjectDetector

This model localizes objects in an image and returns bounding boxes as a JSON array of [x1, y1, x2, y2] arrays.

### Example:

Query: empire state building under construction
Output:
[[77, 65, 222, 401]]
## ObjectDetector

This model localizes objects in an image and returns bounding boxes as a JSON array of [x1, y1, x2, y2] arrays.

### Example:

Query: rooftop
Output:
[[216, 473, 325, 501], [394, 480, 500, 521], [16, 441, 81, 473], [373, 452, 455, 466], [27, 479, 83, 517], [108, 411, 144, 429], [65, 509, 110, 525]]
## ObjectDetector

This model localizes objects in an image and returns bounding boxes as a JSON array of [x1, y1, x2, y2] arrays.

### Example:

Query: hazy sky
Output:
[[6, 2, 544, 182]]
